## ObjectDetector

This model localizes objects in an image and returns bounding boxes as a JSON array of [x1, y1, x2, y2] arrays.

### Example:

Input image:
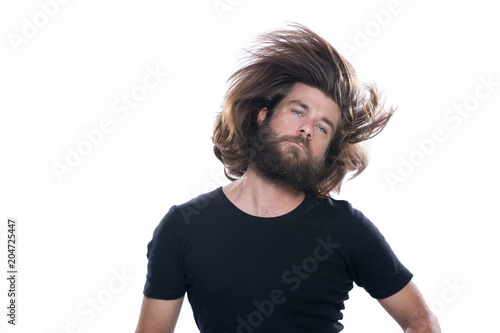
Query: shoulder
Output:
[[308, 194, 357, 221], [161, 187, 223, 227], [308, 195, 380, 235]]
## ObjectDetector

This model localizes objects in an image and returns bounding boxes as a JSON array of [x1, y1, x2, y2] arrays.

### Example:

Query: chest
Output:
[[183, 221, 352, 304]]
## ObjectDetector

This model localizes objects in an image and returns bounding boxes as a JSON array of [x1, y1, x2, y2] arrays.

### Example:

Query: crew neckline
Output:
[[216, 186, 314, 223]]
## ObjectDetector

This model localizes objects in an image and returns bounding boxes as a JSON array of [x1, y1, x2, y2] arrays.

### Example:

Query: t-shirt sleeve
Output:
[[143, 205, 187, 300], [346, 203, 413, 299]]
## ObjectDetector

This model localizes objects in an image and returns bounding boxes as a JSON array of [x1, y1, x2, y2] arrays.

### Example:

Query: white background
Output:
[[1, 0, 499, 332]]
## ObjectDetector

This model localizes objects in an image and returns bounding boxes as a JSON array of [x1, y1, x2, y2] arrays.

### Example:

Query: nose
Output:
[[299, 122, 313, 140]]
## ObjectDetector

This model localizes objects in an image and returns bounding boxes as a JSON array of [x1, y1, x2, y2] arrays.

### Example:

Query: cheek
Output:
[[270, 116, 294, 134], [312, 140, 331, 157]]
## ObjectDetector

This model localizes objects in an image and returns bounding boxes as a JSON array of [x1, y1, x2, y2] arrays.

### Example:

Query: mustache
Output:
[[254, 121, 312, 155], [277, 135, 310, 150]]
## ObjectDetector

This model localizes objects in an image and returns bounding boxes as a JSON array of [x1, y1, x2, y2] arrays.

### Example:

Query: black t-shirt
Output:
[[143, 187, 413, 332]]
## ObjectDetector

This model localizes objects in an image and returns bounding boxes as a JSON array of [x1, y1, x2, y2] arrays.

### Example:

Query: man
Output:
[[135, 24, 440, 332]]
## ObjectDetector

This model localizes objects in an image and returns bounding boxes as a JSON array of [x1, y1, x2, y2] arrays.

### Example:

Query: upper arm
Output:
[[378, 280, 440, 332], [135, 295, 185, 333]]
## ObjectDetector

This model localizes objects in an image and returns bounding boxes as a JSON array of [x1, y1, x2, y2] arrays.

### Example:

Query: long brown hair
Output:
[[212, 23, 395, 197]]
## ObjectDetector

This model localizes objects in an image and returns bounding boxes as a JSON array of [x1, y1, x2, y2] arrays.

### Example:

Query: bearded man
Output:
[[135, 23, 440, 333]]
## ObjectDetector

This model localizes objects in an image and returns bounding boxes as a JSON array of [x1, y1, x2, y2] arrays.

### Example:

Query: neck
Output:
[[222, 166, 306, 218]]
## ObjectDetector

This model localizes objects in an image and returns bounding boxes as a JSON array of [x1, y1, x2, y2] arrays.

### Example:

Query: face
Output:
[[247, 82, 342, 192]]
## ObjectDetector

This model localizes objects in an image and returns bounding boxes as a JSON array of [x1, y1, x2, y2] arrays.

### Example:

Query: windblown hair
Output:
[[212, 23, 395, 197]]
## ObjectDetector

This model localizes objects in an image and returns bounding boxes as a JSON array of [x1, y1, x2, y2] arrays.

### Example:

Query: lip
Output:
[[289, 141, 306, 151]]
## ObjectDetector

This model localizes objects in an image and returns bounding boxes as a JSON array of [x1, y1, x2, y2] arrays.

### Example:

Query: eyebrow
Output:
[[287, 100, 336, 132]]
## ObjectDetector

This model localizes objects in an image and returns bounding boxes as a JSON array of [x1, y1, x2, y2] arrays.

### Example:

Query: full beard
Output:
[[246, 118, 328, 193]]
